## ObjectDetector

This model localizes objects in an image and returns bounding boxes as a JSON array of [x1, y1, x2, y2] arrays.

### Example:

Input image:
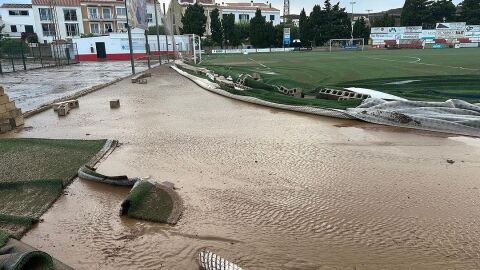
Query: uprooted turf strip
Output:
[[201, 49, 480, 103], [0, 138, 106, 244]]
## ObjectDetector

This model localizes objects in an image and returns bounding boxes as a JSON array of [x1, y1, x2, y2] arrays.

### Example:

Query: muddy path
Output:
[[5, 66, 480, 269]]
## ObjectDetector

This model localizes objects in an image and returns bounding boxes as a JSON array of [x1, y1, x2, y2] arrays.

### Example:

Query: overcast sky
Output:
[[0, 0, 464, 14]]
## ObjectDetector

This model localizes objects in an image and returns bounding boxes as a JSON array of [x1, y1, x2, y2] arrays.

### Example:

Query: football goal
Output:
[[329, 39, 365, 52], [177, 34, 202, 64]]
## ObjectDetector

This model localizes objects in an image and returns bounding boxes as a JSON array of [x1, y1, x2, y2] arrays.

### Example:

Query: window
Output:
[[65, 23, 79, 36], [102, 8, 111, 19], [10, 25, 17, 32], [116, 7, 125, 16], [270, 15, 275, 21], [103, 22, 112, 33], [239, 14, 249, 22], [25, 25, 34, 33], [63, 9, 77, 21], [88, 7, 98, 19], [9, 10, 29, 16], [39, 8, 53, 21], [42, 23, 56, 36], [90, 23, 100, 34], [147, 13, 153, 23]]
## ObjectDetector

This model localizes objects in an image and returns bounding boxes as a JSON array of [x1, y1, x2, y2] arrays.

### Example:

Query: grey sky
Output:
[[0, 0, 464, 14]]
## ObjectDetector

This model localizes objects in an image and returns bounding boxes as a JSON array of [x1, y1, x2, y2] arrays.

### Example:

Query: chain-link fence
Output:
[[0, 42, 79, 74]]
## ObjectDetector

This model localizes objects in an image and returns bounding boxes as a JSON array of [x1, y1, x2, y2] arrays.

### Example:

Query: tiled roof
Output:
[[0, 3, 33, 8], [178, 0, 215, 6], [32, 0, 81, 7]]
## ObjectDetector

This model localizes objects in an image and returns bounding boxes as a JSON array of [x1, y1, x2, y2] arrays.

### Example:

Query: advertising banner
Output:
[[436, 29, 465, 39], [371, 27, 406, 34], [436, 22, 466, 30], [405, 26, 422, 33], [421, 30, 436, 40], [283, 28, 291, 46], [460, 43, 479, 48], [466, 25, 480, 32], [402, 33, 420, 39], [126, 0, 148, 30], [432, 43, 444, 49]]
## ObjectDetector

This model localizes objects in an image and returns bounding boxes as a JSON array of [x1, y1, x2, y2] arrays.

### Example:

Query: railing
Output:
[[0, 42, 79, 74]]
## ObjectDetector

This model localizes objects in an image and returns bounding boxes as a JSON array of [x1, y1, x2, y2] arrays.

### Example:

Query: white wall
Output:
[[221, 8, 281, 26], [33, 5, 84, 43], [0, 7, 36, 38]]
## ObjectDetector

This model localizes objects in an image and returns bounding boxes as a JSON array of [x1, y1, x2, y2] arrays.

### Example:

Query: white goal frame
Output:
[[329, 38, 365, 52], [178, 34, 202, 64]]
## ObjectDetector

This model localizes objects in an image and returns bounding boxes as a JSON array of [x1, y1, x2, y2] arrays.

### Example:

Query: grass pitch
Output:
[[201, 48, 480, 103], [0, 138, 106, 242]]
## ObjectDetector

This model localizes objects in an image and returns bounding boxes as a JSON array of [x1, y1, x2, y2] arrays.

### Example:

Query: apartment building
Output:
[[0, 4, 36, 38], [80, 0, 119, 35], [32, 0, 84, 43]]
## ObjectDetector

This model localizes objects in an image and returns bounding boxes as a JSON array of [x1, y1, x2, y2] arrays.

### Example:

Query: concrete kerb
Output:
[[171, 65, 354, 120]]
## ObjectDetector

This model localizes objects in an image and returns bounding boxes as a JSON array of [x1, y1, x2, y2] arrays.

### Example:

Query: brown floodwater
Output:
[[4, 66, 480, 269]]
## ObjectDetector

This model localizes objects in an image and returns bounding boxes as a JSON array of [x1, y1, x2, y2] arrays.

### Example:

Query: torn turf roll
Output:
[[78, 165, 138, 186]]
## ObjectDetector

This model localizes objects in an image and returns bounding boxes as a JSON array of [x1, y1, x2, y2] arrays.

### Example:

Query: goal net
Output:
[[176, 34, 202, 64], [329, 39, 364, 52]]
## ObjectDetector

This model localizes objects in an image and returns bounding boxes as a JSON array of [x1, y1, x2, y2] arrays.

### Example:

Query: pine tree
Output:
[[401, 0, 432, 26], [250, 9, 266, 48], [460, 0, 480, 24], [430, 0, 457, 22], [180, 3, 207, 36], [372, 13, 396, 27], [309, 5, 322, 46], [222, 14, 235, 47], [299, 9, 311, 47], [352, 18, 370, 43], [210, 8, 223, 47]]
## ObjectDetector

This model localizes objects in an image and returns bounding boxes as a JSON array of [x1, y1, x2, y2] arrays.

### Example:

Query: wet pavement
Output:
[[3, 66, 480, 269], [0, 61, 153, 112]]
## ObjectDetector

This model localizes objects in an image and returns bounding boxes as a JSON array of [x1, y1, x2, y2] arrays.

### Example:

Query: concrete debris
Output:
[[57, 104, 70, 116], [53, 100, 79, 112], [317, 88, 370, 101], [0, 86, 24, 133], [131, 72, 152, 84], [110, 99, 121, 109], [251, 72, 261, 80], [276, 85, 304, 98]]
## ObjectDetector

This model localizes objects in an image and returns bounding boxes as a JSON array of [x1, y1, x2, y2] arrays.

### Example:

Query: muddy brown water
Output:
[[4, 66, 480, 269]]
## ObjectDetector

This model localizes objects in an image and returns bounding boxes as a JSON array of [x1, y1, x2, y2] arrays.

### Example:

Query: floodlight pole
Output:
[[154, 0, 162, 64], [124, 0, 135, 74], [350, 1, 356, 40]]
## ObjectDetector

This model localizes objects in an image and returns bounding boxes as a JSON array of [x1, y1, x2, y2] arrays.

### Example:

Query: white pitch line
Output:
[[248, 57, 270, 69], [366, 56, 479, 71], [408, 57, 422, 63]]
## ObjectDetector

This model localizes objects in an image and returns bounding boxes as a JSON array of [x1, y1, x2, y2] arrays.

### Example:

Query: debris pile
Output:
[[0, 86, 24, 134], [276, 85, 304, 98], [131, 72, 151, 84], [53, 100, 79, 117]]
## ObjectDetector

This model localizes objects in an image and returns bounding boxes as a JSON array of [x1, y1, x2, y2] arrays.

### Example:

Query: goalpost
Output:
[[177, 34, 202, 64], [329, 38, 365, 52]]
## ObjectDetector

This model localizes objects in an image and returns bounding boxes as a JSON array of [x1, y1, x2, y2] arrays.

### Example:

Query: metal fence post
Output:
[[0, 59, 3, 74], [21, 44, 27, 70], [10, 48, 15, 72], [39, 45, 44, 67]]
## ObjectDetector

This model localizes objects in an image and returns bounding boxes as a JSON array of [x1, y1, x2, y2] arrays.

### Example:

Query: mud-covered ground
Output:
[[2, 66, 480, 270], [0, 61, 153, 112]]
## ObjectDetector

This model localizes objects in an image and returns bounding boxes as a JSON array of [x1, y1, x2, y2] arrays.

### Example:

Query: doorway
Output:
[[95, 42, 106, 59]]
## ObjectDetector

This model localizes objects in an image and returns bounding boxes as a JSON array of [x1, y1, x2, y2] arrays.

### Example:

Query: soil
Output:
[[3, 66, 480, 270]]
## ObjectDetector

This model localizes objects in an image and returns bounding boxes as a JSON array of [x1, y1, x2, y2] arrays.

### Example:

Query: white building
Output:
[[32, 0, 84, 43], [0, 4, 36, 38], [220, 2, 281, 26]]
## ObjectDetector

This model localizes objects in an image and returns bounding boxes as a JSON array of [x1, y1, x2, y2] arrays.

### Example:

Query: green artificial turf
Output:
[[0, 138, 106, 238], [0, 230, 9, 247], [122, 181, 174, 223], [201, 49, 480, 103]]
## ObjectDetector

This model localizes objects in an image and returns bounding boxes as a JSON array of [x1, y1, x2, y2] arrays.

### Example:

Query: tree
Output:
[[299, 9, 311, 46], [222, 14, 235, 47], [210, 8, 223, 46], [309, 5, 323, 46], [250, 9, 266, 48], [430, 0, 457, 22], [180, 3, 207, 36], [264, 21, 275, 47], [372, 13, 396, 27], [352, 18, 370, 43], [460, 0, 480, 24], [401, 0, 432, 26], [147, 25, 166, 35]]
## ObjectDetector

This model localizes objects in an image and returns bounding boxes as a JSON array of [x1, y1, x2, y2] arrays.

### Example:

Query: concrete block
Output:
[[57, 104, 70, 116], [53, 100, 79, 112], [0, 95, 9, 105], [0, 104, 6, 114], [110, 99, 120, 109], [9, 116, 24, 127], [0, 86, 4, 95], [5, 101, 16, 111], [0, 122, 12, 133], [138, 79, 148, 84]]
